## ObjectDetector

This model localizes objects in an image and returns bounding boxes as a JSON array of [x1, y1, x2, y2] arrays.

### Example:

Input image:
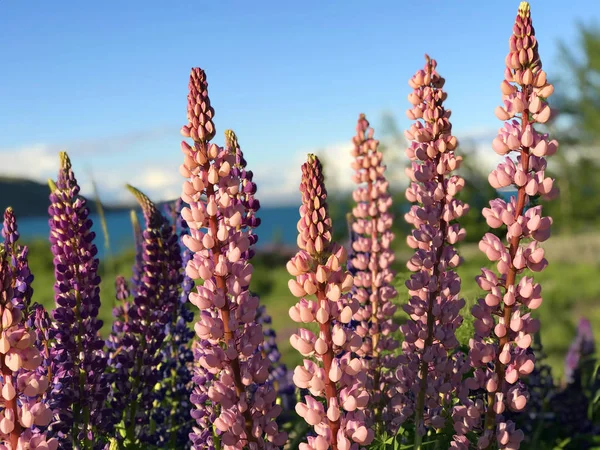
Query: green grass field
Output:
[[23, 231, 600, 381]]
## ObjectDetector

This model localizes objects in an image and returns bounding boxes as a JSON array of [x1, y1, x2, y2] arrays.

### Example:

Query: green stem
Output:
[[125, 338, 145, 445], [167, 358, 179, 448]]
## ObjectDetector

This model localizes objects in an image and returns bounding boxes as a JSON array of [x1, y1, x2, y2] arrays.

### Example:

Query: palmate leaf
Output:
[[371, 430, 395, 449]]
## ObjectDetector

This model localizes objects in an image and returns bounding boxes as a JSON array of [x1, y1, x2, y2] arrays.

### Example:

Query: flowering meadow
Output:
[[1, 2, 599, 449]]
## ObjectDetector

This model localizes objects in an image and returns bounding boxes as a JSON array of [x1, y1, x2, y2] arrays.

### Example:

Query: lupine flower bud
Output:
[[289, 154, 373, 450], [180, 67, 286, 449], [400, 56, 469, 446], [455, 3, 558, 449]]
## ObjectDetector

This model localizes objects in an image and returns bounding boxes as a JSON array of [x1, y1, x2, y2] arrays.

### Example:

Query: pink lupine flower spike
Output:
[[289, 154, 373, 450], [400, 55, 469, 447], [455, 3, 558, 449]]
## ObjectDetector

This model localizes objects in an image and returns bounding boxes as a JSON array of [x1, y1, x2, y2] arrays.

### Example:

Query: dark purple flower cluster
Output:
[[46, 152, 113, 449], [148, 199, 196, 447], [106, 186, 183, 447], [105, 275, 134, 439], [1, 209, 34, 314]]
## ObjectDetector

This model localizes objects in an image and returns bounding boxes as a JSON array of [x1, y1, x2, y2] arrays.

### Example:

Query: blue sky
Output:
[[0, 0, 597, 205]]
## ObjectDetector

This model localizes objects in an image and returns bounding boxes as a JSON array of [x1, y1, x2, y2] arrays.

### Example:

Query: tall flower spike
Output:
[[225, 129, 261, 259], [224, 130, 295, 416], [105, 276, 133, 445], [47, 152, 113, 449], [1, 208, 34, 316], [0, 208, 57, 450], [149, 199, 196, 447], [456, 3, 558, 449], [108, 185, 183, 446], [288, 154, 373, 450], [348, 114, 399, 426], [179, 67, 286, 449], [400, 55, 469, 445]]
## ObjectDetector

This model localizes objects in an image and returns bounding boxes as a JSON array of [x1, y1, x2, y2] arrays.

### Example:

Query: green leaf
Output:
[[554, 437, 572, 449]]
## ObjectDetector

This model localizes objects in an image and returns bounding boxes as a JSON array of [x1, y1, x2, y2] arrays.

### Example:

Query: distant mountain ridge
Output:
[[0, 176, 130, 218]]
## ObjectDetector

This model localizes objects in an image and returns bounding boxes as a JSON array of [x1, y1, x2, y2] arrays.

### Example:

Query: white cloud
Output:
[[0, 143, 58, 181], [1, 125, 503, 208], [252, 141, 356, 205], [0, 126, 179, 206], [252, 128, 503, 203]]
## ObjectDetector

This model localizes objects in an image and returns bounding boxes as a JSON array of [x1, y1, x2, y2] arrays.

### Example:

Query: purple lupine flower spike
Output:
[[0, 208, 57, 450], [105, 275, 134, 437], [47, 152, 113, 449], [180, 67, 287, 449], [399, 56, 469, 445], [150, 199, 195, 447], [2, 208, 34, 315], [107, 185, 183, 446]]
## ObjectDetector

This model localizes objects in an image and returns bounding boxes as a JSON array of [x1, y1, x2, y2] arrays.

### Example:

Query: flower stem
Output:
[[484, 88, 532, 442], [0, 361, 21, 448], [316, 287, 340, 450], [413, 166, 448, 450], [204, 154, 255, 444]]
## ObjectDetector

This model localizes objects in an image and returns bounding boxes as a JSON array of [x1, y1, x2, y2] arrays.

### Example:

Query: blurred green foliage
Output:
[[543, 21, 600, 235]]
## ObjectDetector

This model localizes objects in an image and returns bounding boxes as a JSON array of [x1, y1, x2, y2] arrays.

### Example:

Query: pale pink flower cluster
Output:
[[288, 154, 373, 450], [454, 3, 558, 449], [348, 114, 398, 416], [349, 114, 398, 358], [0, 312, 55, 450], [0, 231, 56, 449], [179, 68, 286, 449], [398, 55, 469, 438]]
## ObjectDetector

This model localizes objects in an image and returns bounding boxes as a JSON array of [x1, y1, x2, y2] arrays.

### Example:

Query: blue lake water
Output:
[[15, 205, 302, 257], [11, 189, 518, 258]]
